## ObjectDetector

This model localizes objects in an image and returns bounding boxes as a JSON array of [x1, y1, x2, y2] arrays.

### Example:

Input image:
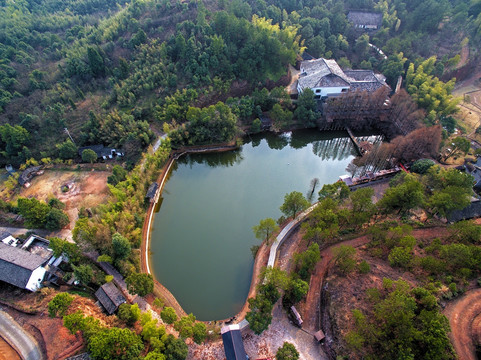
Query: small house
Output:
[[146, 182, 159, 203], [290, 306, 303, 327], [95, 282, 126, 315], [0, 242, 50, 291], [0, 231, 19, 247], [221, 324, 249, 360], [297, 58, 388, 99], [347, 11, 383, 30], [314, 329, 326, 342], [78, 145, 124, 161], [18, 166, 42, 188]]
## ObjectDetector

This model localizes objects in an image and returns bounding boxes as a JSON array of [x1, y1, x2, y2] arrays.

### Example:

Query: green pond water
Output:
[[150, 129, 357, 320]]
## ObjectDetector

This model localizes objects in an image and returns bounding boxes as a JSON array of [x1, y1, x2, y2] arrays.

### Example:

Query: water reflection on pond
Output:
[[150, 130, 357, 320]]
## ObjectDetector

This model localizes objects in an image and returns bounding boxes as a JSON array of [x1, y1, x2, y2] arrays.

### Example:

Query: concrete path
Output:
[[0, 309, 43, 360], [267, 203, 318, 267]]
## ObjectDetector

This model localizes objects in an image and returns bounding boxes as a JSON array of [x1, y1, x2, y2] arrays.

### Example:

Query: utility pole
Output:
[[64, 127, 75, 144]]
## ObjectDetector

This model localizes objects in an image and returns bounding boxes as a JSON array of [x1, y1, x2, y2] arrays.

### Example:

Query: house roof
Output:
[[18, 166, 42, 186], [146, 183, 158, 200], [347, 11, 383, 27], [0, 242, 47, 289], [298, 58, 389, 93], [95, 282, 126, 315], [298, 58, 351, 92], [448, 198, 481, 223], [221, 325, 248, 360], [78, 145, 114, 158], [0, 231, 12, 242]]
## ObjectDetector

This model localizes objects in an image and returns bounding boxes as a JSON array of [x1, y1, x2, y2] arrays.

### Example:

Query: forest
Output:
[[0, 0, 479, 166]]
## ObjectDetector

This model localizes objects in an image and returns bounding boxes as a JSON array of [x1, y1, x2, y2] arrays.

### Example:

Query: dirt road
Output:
[[444, 288, 481, 360]]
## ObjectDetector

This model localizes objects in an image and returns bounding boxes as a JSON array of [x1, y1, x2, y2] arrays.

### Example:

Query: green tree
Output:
[[82, 149, 98, 163], [444, 137, 471, 161], [125, 273, 154, 296], [73, 264, 93, 285], [174, 314, 196, 339], [388, 246, 413, 268], [161, 307, 177, 324], [17, 197, 50, 228], [164, 334, 188, 360], [107, 165, 128, 186], [118, 303, 140, 326], [449, 220, 481, 244], [245, 295, 273, 335], [284, 278, 309, 304], [56, 139, 78, 160], [252, 218, 279, 244], [318, 181, 350, 202], [349, 187, 375, 226], [87, 46, 105, 78], [192, 322, 207, 344], [49, 237, 81, 263], [294, 88, 317, 127], [63, 311, 87, 335], [88, 327, 144, 360], [45, 208, 70, 230], [294, 243, 321, 281], [276, 342, 299, 360], [112, 233, 131, 261], [378, 174, 424, 215], [48, 293, 74, 317], [411, 159, 435, 174], [333, 245, 357, 275], [280, 191, 310, 219]]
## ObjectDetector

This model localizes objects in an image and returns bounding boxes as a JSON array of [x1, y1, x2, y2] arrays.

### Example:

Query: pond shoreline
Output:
[[140, 129, 360, 322]]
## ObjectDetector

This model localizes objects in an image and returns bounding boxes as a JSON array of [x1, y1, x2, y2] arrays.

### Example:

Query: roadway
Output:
[[0, 309, 43, 360]]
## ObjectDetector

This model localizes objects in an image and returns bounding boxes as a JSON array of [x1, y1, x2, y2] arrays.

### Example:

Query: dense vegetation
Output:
[[0, 0, 478, 168]]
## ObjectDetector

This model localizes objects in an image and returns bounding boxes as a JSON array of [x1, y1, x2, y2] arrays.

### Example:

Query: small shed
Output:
[[221, 324, 248, 360], [290, 306, 303, 327], [314, 330, 325, 342], [146, 182, 159, 203], [347, 11, 383, 30], [18, 166, 42, 187], [95, 282, 126, 315]]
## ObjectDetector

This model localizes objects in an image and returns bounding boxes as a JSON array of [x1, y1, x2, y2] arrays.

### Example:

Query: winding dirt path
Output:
[[302, 226, 452, 332], [444, 289, 481, 360]]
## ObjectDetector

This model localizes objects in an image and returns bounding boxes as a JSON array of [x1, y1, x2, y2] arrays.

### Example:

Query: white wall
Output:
[[25, 267, 46, 292], [312, 86, 350, 97]]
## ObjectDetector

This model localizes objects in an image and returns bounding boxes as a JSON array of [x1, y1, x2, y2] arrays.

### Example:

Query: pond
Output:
[[150, 129, 358, 320]]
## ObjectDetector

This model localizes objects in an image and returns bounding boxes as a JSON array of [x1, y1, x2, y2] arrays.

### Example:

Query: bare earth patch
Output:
[[17, 169, 110, 240]]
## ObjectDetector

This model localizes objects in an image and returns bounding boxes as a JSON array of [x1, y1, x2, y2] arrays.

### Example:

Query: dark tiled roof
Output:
[[66, 353, 91, 360], [319, 73, 350, 87], [347, 11, 383, 27], [222, 327, 248, 360], [18, 166, 42, 185], [298, 58, 389, 94], [448, 199, 481, 223], [95, 282, 126, 315], [78, 145, 114, 158], [146, 183, 158, 199], [0, 242, 47, 289], [0, 231, 12, 241]]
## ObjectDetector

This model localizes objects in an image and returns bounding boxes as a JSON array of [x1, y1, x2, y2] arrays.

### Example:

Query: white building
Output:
[[297, 58, 389, 99], [0, 233, 58, 291]]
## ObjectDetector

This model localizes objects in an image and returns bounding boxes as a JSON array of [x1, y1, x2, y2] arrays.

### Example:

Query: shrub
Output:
[[48, 293, 74, 317]]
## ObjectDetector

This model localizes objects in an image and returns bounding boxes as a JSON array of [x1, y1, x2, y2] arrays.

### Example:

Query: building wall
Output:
[[26, 267, 46, 291], [312, 86, 350, 97]]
